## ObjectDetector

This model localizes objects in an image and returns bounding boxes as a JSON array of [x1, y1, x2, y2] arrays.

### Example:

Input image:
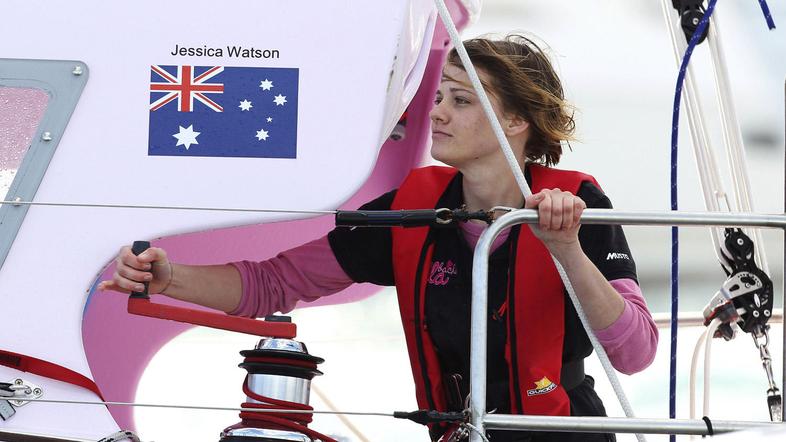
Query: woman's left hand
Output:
[[524, 188, 586, 256]]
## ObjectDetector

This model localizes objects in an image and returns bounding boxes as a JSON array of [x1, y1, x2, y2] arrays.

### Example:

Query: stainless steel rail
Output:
[[470, 209, 786, 440], [483, 414, 778, 435], [506, 209, 786, 229]]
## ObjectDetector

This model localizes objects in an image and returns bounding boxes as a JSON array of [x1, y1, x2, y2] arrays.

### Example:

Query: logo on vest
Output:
[[428, 260, 457, 286], [526, 377, 557, 396], [606, 252, 630, 261]]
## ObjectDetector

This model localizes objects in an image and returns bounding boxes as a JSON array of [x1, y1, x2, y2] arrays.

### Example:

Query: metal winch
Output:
[[220, 316, 329, 442], [127, 242, 335, 441]]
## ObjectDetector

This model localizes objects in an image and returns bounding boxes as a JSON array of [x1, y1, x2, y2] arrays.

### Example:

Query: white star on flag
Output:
[[273, 94, 287, 106], [173, 125, 200, 150], [256, 129, 269, 141], [259, 79, 273, 91], [239, 100, 253, 111], [266, 117, 273, 123]]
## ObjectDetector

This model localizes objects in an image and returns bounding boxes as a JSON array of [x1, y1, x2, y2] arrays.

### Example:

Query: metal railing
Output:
[[469, 209, 786, 440]]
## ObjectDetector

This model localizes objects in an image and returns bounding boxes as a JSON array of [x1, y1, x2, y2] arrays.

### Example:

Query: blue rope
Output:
[[668, 2, 775, 438], [758, 0, 776, 29], [668, 2, 718, 440]]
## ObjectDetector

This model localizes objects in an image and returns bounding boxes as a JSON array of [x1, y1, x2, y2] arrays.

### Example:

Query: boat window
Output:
[[0, 87, 50, 201], [0, 59, 88, 270]]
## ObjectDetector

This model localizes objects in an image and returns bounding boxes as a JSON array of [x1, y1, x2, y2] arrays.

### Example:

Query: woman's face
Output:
[[429, 65, 512, 169]]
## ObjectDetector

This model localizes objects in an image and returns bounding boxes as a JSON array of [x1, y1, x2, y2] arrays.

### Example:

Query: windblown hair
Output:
[[446, 34, 575, 166]]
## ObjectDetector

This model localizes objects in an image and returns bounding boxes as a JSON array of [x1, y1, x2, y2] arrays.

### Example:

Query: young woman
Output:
[[101, 35, 658, 441]]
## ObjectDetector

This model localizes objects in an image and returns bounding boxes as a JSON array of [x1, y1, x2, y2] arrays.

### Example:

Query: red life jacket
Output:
[[390, 165, 599, 427]]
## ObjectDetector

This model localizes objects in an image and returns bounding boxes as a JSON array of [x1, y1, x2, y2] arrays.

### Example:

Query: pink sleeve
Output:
[[593, 278, 659, 375], [227, 236, 354, 318]]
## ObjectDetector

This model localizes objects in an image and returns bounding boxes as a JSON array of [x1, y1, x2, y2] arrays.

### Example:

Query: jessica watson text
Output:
[[171, 44, 280, 59]]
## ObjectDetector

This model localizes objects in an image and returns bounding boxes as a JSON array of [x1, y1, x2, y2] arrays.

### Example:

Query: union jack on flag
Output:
[[149, 65, 225, 112], [148, 65, 299, 159]]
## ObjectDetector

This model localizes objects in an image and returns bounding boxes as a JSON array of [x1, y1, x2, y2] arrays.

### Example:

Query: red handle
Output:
[[128, 298, 296, 338]]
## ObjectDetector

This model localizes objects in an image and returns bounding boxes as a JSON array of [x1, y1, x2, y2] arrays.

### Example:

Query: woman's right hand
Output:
[[98, 245, 173, 295]]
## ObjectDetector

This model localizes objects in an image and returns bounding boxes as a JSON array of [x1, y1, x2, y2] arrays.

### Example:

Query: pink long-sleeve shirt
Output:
[[230, 223, 658, 375]]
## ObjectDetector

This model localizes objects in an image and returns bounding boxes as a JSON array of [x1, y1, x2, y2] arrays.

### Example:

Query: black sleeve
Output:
[[327, 190, 397, 286], [576, 181, 638, 282]]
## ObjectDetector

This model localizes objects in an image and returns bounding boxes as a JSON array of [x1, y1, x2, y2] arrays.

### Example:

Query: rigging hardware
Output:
[[702, 229, 781, 421], [672, 0, 710, 44]]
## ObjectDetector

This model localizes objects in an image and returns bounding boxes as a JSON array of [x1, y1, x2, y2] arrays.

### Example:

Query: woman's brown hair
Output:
[[446, 34, 575, 166]]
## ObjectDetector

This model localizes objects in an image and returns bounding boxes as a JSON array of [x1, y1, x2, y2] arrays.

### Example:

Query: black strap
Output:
[[702, 416, 714, 437], [393, 409, 466, 425]]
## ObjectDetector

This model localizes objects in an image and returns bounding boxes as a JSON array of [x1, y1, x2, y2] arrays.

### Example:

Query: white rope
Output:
[[659, 0, 727, 263], [433, 1, 643, 441], [689, 319, 722, 441], [663, 1, 776, 429], [689, 328, 709, 425], [432, 0, 529, 196], [554, 261, 645, 442], [703, 318, 722, 418], [706, 11, 770, 275], [660, 1, 770, 274]]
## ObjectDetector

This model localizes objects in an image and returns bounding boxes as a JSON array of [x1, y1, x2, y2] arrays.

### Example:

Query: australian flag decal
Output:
[[148, 65, 298, 158]]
